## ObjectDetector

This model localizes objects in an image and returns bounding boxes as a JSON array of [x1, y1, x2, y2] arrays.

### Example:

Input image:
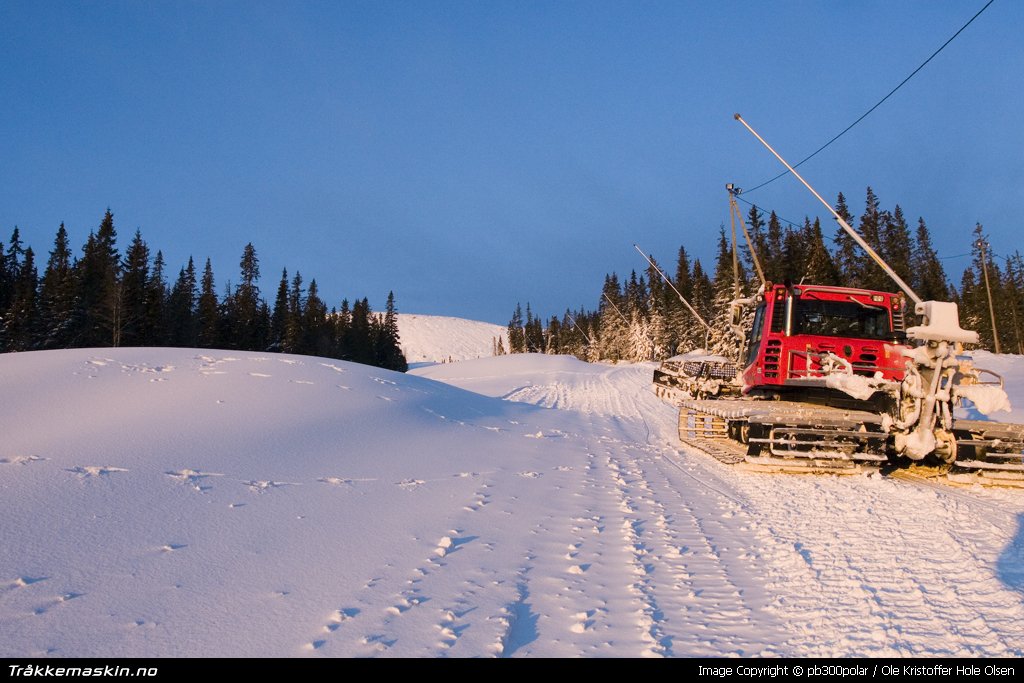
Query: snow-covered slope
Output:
[[398, 314, 506, 363], [2, 349, 1024, 657]]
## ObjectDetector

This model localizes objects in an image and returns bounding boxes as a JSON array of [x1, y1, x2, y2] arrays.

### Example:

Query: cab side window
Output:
[[746, 304, 765, 366]]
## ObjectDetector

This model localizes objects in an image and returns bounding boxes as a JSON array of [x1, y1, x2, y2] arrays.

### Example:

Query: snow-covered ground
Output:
[[399, 314, 506, 364], [2, 348, 1023, 657]]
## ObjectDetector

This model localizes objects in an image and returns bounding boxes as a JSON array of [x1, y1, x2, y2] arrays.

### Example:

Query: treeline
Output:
[[0, 210, 408, 371], [506, 187, 1022, 360]]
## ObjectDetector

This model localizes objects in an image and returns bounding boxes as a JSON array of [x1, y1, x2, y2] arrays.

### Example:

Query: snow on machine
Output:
[[648, 114, 1024, 486]]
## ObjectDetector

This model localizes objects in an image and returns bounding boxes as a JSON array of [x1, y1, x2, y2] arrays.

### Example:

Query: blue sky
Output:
[[1, 1, 1020, 324]]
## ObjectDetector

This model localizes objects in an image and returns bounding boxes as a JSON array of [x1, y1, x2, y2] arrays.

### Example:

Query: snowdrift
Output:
[[398, 314, 507, 364], [0, 348, 586, 657]]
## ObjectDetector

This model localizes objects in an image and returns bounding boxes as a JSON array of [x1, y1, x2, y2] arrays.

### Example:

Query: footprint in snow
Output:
[[245, 480, 298, 493], [319, 363, 346, 374], [517, 471, 541, 479], [0, 455, 47, 465], [318, 476, 377, 487], [248, 372, 272, 378], [323, 607, 359, 632], [160, 543, 187, 553], [164, 469, 222, 491], [67, 466, 128, 477], [1, 576, 48, 594], [397, 479, 426, 491]]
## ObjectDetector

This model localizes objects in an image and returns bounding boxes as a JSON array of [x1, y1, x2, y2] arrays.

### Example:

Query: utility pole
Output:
[[977, 236, 1001, 354]]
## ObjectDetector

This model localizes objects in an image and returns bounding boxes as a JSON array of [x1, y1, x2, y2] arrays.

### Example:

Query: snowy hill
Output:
[[398, 314, 506, 364], [2, 348, 1024, 657]]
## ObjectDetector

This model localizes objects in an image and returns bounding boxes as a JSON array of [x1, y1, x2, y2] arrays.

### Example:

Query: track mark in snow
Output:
[[517, 471, 541, 479], [396, 479, 426, 491], [66, 466, 128, 478], [248, 372, 272, 378], [290, 379, 314, 385], [499, 580, 539, 657]]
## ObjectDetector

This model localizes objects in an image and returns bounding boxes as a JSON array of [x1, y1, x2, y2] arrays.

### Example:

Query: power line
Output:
[[733, 195, 804, 231], [741, 0, 996, 196]]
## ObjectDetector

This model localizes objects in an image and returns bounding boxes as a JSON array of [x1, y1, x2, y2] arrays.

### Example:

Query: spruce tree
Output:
[[832, 192, 858, 284], [782, 223, 807, 283], [802, 218, 840, 285], [3, 247, 39, 351], [269, 268, 288, 351], [763, 212, 785, 281], [690, 260, 714, 350], [285, 271, 304, 353], [120, 230, 150, 346], [375, 291, 407, 371], [507, 303, 525, 353], [233, 243, 261, 349], [1002, 252, 1024, 354], [597, 274, 627, 361], [302, 279, 329, 357], [348, 298, 374, 364], [707, 230, 743, 358], [166, 257, 197, 347], [197, 258, 220, 347], [38, 223, 76, 349], [335, 298, 352, 359], [75, 210, 122, 347], [144, 250, 168, 345], [877, 206, 913, 294], [912, 217, 950, 301], [742, 205, 766, 285]]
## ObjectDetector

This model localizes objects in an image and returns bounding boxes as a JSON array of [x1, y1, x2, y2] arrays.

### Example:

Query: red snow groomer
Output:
[[739, 283, 908, 397], [651, 115, 1024, 486]]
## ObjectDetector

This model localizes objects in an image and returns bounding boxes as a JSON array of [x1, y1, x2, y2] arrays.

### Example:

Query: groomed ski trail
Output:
[[475, 359, 1024, 656]]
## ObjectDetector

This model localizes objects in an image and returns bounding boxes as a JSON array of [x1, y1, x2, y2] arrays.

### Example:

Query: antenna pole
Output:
[[634, 244, 711, 331], [602, 292, 631, 326], [565, 310, 595, 346], [977, 236, 1002, 353], [729, 192, 767, 288], [734, 113, 922, 305], [728, 188, 740, 300]]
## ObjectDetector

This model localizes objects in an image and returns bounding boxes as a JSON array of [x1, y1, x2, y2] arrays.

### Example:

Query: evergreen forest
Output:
[[505, 188, 1021, 361], [0, 210, 408, 372]]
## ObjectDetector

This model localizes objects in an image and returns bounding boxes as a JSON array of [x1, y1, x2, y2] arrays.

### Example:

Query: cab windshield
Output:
[[791, 298, 892, 340]]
